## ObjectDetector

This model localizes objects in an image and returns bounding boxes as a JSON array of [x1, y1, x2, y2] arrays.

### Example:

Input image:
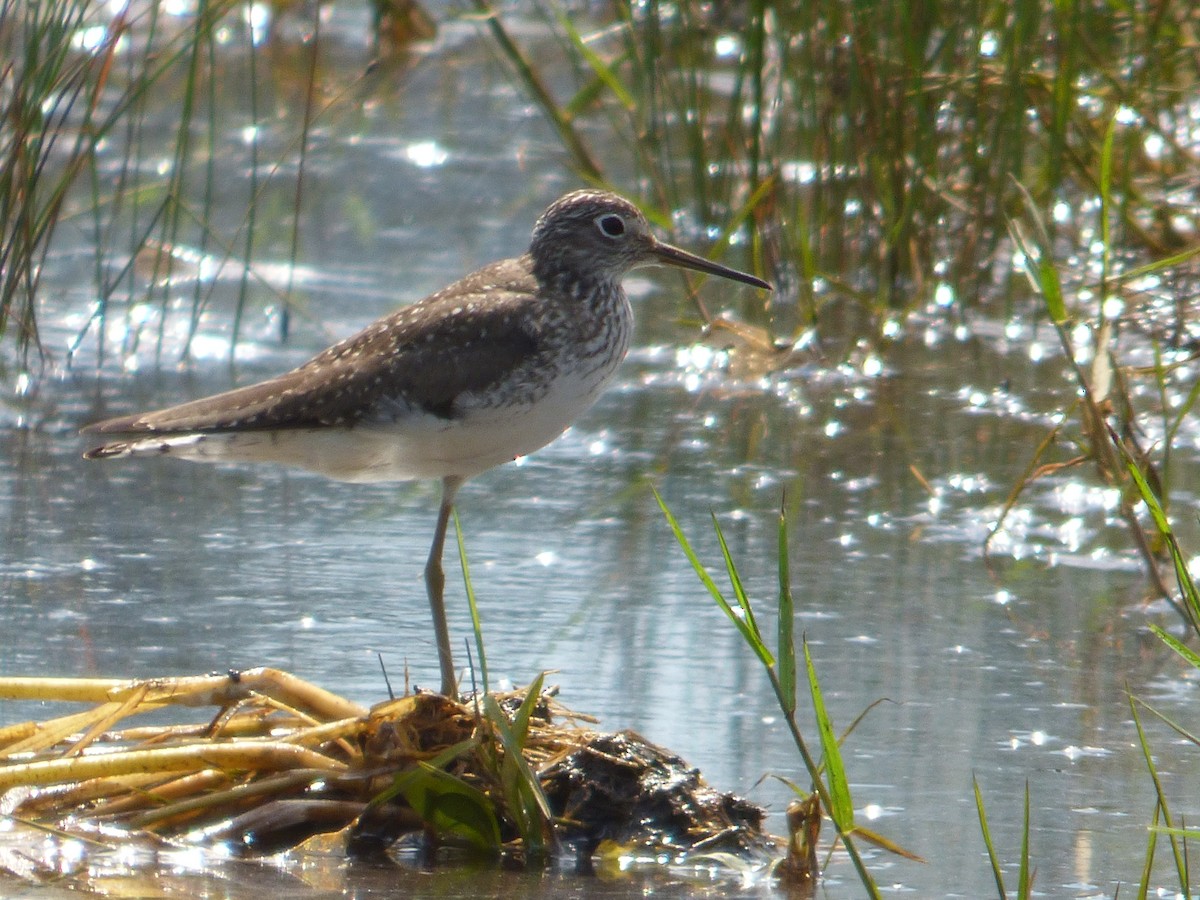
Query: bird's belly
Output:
[[352, 368, 617, 482], [140, 367, 616, 483]]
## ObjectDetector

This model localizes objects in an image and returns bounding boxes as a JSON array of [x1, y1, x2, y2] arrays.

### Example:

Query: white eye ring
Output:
[[595, 213, 626, 238]]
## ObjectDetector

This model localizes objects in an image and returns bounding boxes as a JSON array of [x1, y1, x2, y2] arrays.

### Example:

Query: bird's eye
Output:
[[596, 214, 626, 238]]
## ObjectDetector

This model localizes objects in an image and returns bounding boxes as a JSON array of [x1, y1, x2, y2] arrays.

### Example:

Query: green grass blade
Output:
[[1130, 693, 1200, 749], [508, 671, 545, 746], [803, 638, 852, 831], [1117, 441, 1200, 627], [1017, 781, 1031, 899], [1153, 825, 1200, 839], [1148, 624, 1200, 670], [396, 761, 502, 851], [849, 824, 926, 862], [777, 505, 796, 714], [1129, 692, 1188, 887], [1009, 182, 1068, 325], [454, 511, 489, 693], [710, 511, 773, 664], [470, 0, 602, 182], [482, 676, 555, 855], [653, 488, 773, 666], [1109, 244, 1200, 285], [1038, 254, 1067, 325], [554, 10, 635, 110], [973, 775, 1008, 899], [1137, 801, 1158, 900], [1099, 116, 1115, 292]]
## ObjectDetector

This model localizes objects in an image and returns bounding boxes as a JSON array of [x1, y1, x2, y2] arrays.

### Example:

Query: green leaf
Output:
[[555, 11, 635, 110], [1151, 825, 1200, 839], [848, 824, 925, 862], [1116, 439, 1200, 623], [1099, 116, 1115, 287], [711, 511, 770, 655], [1130, 693, 1200, 749], [370, 738, 499, 851], [1109, 243, 1200, 284], [1039, 255, 1067, 324], [1148, 624, 1200, 670], [804, 639, 852, 831], [777, 506, 796, 714], [1018, 781, 1031, 899], [508, 671, 545, 747], [482, 677, 555, 855], [396, 761, 502, 851], [368, 738, 478, 808], [1129, 694, 1189, 887], [1008, 181, 1067, 325], [1139, 801, 1160, 898], [973, 776, 1007, 899]]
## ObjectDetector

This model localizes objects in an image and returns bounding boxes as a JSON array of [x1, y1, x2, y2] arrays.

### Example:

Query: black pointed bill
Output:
[[650, 240, 772, 290]]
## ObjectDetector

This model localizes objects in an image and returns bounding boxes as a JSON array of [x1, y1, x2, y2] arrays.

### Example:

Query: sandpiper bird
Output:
[[83, 189, 771, 696]]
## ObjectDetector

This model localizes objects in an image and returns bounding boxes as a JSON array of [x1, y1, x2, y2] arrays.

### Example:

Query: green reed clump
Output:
[[0, 0, 278, 366], [993, 116, 1199, 891], [78, 0, 277, 367], [992, 116, 1200, 611], [0, 0, 334, 367], [1118, 430, 1200, 894], [481, 1, 1197, 345], [0, 0, 122, 360]]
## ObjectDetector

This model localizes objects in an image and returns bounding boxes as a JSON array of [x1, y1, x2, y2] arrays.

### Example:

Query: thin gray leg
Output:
[[425, 475, 463, 697]]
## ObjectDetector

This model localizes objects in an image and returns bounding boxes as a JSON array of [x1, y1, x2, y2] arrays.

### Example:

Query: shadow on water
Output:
[[2, 1, 1200, 897]]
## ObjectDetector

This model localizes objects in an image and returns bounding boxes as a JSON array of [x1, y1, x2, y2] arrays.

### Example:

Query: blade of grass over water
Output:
[[1003, 176, 1196, 605], [1138, 801, 1160, 900], [1115, 429, 1200, 631], [454, 512, 489, 694], [1131, 694, 1200, 751], [278, 4, 322, 350], [803, 639, 851, 832], [1148, 628, 1200, 672], [1018, 782, 1031, 899], [471, 0, 603, 183], [975, 775, 1037, 900], [654, 489, 773, 666], [711, 511, 770, 660], [776, 504, 796, 715], [1129, 693, 1189, 890], [654, 489, 885, 896]]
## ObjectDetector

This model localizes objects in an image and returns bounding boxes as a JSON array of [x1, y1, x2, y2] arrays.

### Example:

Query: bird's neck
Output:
[[530, 255, 623, 310]]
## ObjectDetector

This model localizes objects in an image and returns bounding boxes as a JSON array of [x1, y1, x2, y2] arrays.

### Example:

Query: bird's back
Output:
[[83, 254, 633, 482]]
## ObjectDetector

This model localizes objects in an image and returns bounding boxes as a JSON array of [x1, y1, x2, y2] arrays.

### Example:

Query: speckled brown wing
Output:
[[84, 260, 545, 436]]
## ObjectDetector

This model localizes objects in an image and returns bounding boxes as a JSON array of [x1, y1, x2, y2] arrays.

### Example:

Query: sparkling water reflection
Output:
[[5, 327, 1198, 896], [2, 3, 1199, 897]]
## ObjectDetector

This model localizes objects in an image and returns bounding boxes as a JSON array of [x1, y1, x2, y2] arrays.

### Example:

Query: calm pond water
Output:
[[2, 3, 1199, 898]]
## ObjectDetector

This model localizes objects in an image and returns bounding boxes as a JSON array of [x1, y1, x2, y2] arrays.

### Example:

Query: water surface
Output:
[[2, 3, 1198, 897]]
